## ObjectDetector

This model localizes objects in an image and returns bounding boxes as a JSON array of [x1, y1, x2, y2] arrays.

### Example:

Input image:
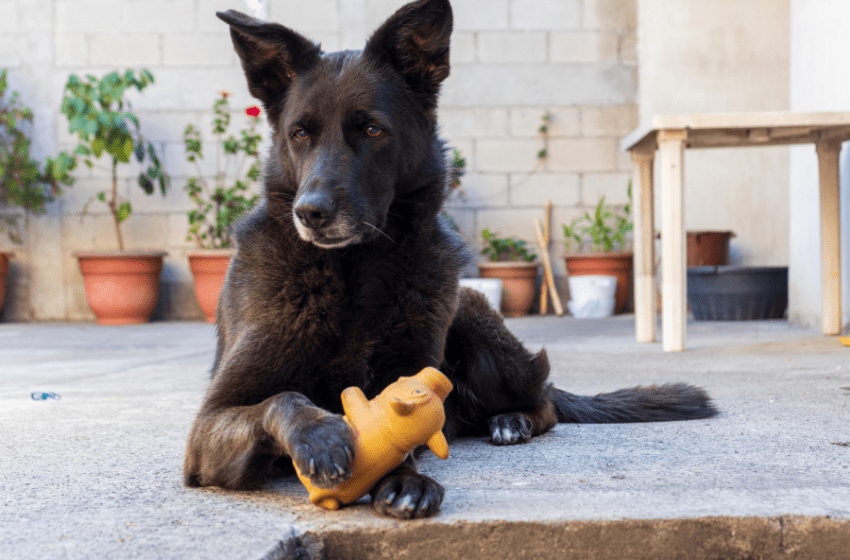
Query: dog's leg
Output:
[[442, 287, 558, 445], [184, 390, 354, 490], [370, 454, 445, 519]]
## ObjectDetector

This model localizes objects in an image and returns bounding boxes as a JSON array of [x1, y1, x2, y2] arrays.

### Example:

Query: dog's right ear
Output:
[[216, 10, 321, 123]]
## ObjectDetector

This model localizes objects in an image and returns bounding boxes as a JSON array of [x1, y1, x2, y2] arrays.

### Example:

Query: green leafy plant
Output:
[[0, 69, 76, 244], [562, 182, 633, 253], [450, 148, 466, 190], [61, 70, 169, 251], [481, 228, 537, 262], [183, 92, 261, 249]]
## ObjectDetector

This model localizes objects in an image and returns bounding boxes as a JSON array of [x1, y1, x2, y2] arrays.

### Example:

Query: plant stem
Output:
[[110, 158, 124, 251]]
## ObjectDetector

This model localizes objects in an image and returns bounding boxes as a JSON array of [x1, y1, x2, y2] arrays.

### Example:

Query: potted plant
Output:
[[183, 92, 261, 322], [0, 69, 76, 313], [562, 184, 633, 314], [478, 228, 539, 317], [62, 70, 170, 325]]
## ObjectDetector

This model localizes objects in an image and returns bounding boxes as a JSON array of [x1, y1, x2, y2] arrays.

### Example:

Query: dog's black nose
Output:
[[294, 193, 335, 230]]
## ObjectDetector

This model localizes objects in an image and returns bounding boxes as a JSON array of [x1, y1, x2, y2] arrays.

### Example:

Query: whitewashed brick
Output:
[[615, 146, 633, 172], [0, 35, 20, 67], [477, 31, 547, 64], [124, 0, 195, 32], [267, 0, 339, 32], [163, 33, 236, 66], [163, 140, 219, 179], [0, 1, 18, 33], [54, 33, 88, 67], [581, 104, 638, 137], [130, 175, 194, 214], [168, 212, 199, 249], [551, 31, 619, 64], [510, 0, 580, 30], [89, 34, 161, 67], [582, 0, 636, 31], [548, 138, 616, 172], [450, 32, 476, 65], [442, 64, 636, 106], [311, 33, 341, 53], [121, 213, 169, 250], [438, 108, 509, 139], [119, 67, 250, 111], [477, 139, 540, 172], [620, 28, 637, 65], [509, 172, 580, 206], [454, 0, 508, 31], [451, 173, 509, 207], [510, 107, 580, 138], [477, 208, 543, 247], [56, 1, 121, 33], [582, 172, 631, 205], [366, 0, 406, 29]]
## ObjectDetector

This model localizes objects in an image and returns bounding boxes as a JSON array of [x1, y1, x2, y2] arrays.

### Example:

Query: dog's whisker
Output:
[[362, 221, 395, 243]]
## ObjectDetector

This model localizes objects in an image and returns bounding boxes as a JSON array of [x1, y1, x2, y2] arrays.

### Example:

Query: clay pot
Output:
[[188, 250, 233, 323], [0, 252, 8, 312], [687, 230, 734, 267], [75, 251, 167, 325], [478, 261, 540, 317], [564, 252, 633, 314]]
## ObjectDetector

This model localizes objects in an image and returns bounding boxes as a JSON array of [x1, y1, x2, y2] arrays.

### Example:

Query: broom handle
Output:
[[540, 200, 552, 315], [534, 218, 564, 316]]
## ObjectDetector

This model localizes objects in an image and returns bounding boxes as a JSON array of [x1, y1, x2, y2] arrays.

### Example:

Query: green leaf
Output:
[[116, 201, 132, 223], [91, 137, 105, 157], [96, 191, 106, 202]]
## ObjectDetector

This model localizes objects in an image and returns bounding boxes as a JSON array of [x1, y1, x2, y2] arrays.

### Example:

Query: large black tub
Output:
[[686, 266, 788, 320]]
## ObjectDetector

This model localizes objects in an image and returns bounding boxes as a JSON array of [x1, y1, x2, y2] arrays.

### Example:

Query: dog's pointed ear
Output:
[[363, 0, 452, 110], [216, 10, 321, 123]]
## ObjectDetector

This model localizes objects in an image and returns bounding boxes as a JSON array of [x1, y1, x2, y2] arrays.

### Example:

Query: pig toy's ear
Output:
[[390, 399, 415, 417]]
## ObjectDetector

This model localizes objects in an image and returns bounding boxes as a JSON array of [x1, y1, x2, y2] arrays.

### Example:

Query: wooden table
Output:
[[621, 112, 850, 352]]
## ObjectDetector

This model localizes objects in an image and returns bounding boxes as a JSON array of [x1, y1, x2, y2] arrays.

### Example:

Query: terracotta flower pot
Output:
[[687, 230, 734, 267], [75, 251, 167, 325], [0, 251, 9, 313], [188, 250, 233, 323], [478, 261, 540, 317], [564, 252, 633, 314]]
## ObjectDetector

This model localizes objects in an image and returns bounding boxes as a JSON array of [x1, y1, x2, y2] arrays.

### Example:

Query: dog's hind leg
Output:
[[442, 287, 559, 444]]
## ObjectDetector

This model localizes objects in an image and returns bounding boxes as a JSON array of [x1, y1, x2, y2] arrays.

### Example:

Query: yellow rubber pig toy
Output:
[[295, 367, 453, 510]]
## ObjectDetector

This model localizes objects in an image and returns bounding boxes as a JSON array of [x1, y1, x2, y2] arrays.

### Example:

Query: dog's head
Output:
[[217, 0, 452, 249]]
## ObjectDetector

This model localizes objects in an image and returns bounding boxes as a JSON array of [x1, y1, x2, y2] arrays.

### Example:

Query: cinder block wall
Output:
[[0, 0, 637, 321]]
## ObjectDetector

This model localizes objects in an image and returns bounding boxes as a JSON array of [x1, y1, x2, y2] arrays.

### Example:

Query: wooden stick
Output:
[[539, 200, 552, 315], [534, 218, 564, 316]]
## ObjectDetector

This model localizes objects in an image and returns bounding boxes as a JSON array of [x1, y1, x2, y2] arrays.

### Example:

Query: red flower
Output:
[[220, 91, 229, 98], [246, 106, 261, 117]]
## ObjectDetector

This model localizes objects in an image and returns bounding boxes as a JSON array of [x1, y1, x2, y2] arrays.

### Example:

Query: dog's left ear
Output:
[[364, 0, 452, 110]]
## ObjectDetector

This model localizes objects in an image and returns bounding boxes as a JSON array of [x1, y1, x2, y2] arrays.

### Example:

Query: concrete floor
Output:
[[1, 316, 849, 559]]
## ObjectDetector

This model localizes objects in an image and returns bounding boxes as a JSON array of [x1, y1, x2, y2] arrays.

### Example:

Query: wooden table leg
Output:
[[816, 139, 842, 336], [632, 149, 656, 343], [658, 130, 688, 352]]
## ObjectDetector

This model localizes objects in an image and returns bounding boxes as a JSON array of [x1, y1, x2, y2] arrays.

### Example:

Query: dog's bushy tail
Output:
[[551, 384, 717, 423]]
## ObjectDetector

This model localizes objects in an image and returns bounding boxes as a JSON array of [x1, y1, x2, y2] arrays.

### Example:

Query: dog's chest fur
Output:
[[224, 200, 468, 412]]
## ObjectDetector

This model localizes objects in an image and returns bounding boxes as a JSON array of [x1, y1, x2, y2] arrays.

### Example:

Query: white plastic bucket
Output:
[[459, 278, 503, 312], [567, 275, 617, 318]]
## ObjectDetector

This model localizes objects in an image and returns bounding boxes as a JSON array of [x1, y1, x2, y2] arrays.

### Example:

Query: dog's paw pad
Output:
[[371, 471, 445, 519], [488, 413, 533, 446]]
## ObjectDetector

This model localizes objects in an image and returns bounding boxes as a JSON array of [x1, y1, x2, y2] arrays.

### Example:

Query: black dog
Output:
[[183, 0, 716, 519]]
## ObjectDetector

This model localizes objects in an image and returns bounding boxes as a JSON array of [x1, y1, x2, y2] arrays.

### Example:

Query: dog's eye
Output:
[[366, 126, 382, 137], [294, 129, 309, 140]]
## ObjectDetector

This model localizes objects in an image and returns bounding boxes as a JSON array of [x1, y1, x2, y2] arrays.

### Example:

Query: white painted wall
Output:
[[636, 0, 791, 267], [788, 0, 850, 329]]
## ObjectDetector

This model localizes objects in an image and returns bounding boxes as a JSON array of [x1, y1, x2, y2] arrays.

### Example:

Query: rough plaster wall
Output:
[[637, 0, 791, 267], [788, 0, 850, 329], [0, 0, 638, 320]]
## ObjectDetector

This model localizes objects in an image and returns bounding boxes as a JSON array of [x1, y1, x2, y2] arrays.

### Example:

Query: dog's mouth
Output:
[[311, 233, 361, 249]]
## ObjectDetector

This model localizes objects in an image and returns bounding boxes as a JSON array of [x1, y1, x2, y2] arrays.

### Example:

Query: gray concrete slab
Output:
[[1, 317, 849, 559]]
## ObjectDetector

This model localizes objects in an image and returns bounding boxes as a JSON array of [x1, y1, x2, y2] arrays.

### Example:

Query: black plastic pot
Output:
[[687, 266, 788, 320]]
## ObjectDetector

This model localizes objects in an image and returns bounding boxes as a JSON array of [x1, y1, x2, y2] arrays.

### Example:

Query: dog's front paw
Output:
[[288, 415, 355, 489], [489, 413, 533, 445], [370, 469, 445, 519]]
